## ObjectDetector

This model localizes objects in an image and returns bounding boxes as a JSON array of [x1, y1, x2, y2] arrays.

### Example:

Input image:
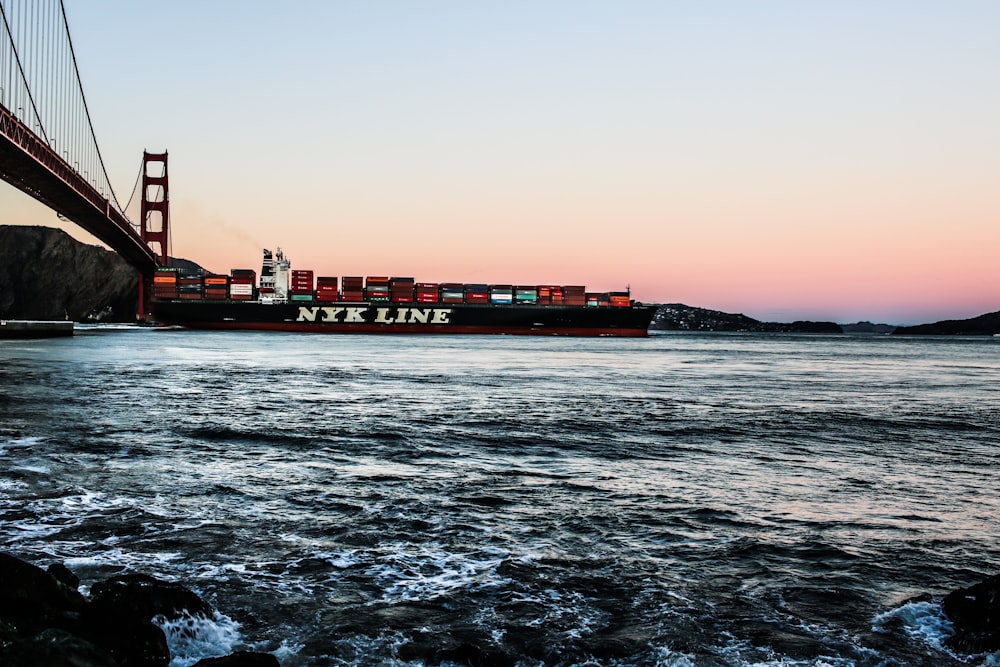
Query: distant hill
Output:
[[892, 311, 1000, 336], [0, 225, 204, 322], [651, 303, 842, 334], [840, 321, 897, 334]]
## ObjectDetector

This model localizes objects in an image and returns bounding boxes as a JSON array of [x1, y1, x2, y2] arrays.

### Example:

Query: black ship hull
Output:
[[151, 300, 656, 337]]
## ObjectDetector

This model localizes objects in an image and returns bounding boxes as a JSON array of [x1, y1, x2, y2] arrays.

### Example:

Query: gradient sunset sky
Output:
[[3, 1, 998, 324]]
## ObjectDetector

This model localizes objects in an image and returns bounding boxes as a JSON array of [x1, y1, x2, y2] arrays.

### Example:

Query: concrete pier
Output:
[[0, 320, 74, 338]]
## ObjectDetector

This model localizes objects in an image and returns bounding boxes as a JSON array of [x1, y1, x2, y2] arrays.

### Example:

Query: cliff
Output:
[[0, 225, 139, 322], [0, 225, 204, 322], [651, 303, 842, 334]]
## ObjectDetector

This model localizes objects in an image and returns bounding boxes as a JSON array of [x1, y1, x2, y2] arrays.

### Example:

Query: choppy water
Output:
[[2, 328, 999, 666]]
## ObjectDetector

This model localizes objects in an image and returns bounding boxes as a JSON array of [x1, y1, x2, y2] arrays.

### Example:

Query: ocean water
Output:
[[1, 327, 998, 666]]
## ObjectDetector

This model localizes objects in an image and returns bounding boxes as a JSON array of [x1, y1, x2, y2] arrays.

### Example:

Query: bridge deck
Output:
[[0, 104, 158, 275]]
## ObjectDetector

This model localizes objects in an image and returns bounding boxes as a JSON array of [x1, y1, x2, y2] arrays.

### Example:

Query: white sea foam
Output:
[[186, 562, 250, 582], [649, 647, 697, 667], [871, 600, 953, 652], [12, 464, 50, 474], [59, 489, 108, 509], [320, 549, 364, 569], [0, 478, 27, 492], [873, 603, 1000, 666], [153, 611, 243, 667], [11, 521, 63, 537], [0, 436, 44, 449], [62, 548, 184, 573], [365, 543, 506, 602], [270, 639, 304, 663]]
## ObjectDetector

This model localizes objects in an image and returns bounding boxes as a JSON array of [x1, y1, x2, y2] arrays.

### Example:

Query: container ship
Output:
[[150, 249, 656, 337]]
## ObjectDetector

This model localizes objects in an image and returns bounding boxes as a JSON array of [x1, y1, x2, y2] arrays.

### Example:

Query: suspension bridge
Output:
[[0, 0, 169, 315]]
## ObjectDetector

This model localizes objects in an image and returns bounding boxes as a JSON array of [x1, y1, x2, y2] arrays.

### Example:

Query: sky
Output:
[[2, 1, 998, 325]]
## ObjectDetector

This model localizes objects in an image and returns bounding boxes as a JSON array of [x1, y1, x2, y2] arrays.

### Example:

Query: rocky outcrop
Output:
[[0, 225, 139, 322], [0, 552, 275, 667], [942, 574, 1000, 654], [892, 311, 1000, 336], [652, 303, 842, 334], [0, 225, 205, 322]]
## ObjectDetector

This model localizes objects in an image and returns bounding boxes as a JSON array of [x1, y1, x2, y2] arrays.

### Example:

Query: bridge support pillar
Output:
[[138, 151, 170, 319]]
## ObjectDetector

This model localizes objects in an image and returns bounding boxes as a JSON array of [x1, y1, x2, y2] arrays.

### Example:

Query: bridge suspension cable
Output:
[[0, 0, 129, 222]]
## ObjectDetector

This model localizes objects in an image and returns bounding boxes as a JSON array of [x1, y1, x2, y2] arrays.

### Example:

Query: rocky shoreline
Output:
[[2, 552, 998, 665], [0, 552, 276, 666]]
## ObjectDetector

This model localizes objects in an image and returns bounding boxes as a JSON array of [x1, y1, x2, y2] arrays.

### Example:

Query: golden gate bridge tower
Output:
[[138, 151, 170, 317]]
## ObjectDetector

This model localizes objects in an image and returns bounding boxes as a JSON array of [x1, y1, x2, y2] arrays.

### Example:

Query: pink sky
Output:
[[2, 2, 998, 325]]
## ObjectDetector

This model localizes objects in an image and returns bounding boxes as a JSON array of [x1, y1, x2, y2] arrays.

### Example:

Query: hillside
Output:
[[0, 225, 140, 322], [0, 225, 204, 322], [651, 303, 842, 334], [892, 311, 1000, 336]]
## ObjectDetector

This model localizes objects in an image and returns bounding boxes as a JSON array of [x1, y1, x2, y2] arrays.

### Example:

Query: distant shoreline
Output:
[[1, 225, 997, 334]]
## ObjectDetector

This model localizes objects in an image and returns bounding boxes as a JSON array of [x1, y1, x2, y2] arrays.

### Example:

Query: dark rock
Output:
[[0, 554, 235, 667], [48, 562, 81, 590], [0, 552, 88, 637], [0, 225, 139, 321], [0, 225, 206, 322], [79, 614, 170, 667], [0, 628, 120, 667], [89, 572, 214, 621], [0, 616, 18, 643], [191, 651, 281, 666], [942, 574, 1000, 653], [84, 572, 212, 667], [434, 641, 515, 667]]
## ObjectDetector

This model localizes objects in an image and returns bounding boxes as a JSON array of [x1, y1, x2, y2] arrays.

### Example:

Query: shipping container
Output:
[[515, 286, 538, 304], [231, 269, 257, 284], [489, 285, 513, 305], [203, 274, 229, 286], [154, 268, 178, 284], [390, 285, 415, 302], [465, 283, 489, 304], [416, 282, 439, 303], [609, 291, 631, 307]]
